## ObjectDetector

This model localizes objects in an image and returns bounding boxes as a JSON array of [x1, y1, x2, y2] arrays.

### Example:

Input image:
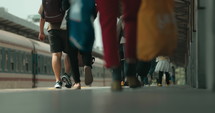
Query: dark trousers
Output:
[[66, 22, 92, 83], [136, 61, 151, 84], [67, 47, 92, 83], [158, 71, 170, 84]]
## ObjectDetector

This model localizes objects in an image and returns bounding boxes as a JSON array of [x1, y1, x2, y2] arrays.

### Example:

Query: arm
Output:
[[38, 18, 46, 41]]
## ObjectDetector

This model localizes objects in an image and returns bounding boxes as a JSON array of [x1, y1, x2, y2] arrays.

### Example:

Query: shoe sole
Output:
[[84, 66, 93, 85], [62, 77, 72, 88]]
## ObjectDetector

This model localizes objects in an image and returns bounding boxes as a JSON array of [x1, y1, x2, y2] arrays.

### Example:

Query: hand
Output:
[[38, 32, 46, 41]]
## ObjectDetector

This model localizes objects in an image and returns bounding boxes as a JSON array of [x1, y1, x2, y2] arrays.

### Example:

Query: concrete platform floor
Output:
[[0, 85, 214, 113]]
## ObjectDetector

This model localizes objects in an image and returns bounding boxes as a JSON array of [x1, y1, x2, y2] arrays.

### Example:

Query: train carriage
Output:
[[0, 30, 111, 89], [0, 30, 33, 88]]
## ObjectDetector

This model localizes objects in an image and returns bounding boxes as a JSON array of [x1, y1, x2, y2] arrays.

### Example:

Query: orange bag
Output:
[[137, 0, 178, 61]]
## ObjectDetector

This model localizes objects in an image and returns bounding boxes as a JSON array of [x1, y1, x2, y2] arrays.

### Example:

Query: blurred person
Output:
[[136, 61, 151, 86], [154, 56, 171, 86], [96, 0, 141, 91], [147, 58, 157, 85], [117, 16, 126, 86], [170, 62, 176, 85], [61, 0, 96, 89], [38, 0, 72, 88]]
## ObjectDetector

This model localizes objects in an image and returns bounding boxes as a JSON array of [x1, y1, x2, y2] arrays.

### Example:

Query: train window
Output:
[[11, 62, 14, 71], [45, 57, 49, 74], [37, 55, 41, 74], [0, 48, 2, 71], [40, 55, 44, 74], [44, 65, 47, 74], [22, 53, 24, 72], [47, 56, 51, 74], [20, 52, 23, 72], [49, 57, 53, 74], [25, 54, 29, 73], [44, 57, 48, 74], [16, 51, 20, 72], [47, 57, 51, 74], [16, 51, 19, 72], [4, 50, 8, 72], [41, 55, 45, 74], [17, 52, 21, 72], [10, 50, 15, 72], [20, 52, 24, 72], [25, 63, 29, 72], [27, 54, 31, 73]]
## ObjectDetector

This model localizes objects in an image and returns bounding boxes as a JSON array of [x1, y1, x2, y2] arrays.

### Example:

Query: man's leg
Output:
[[52, 52, 63, 88]]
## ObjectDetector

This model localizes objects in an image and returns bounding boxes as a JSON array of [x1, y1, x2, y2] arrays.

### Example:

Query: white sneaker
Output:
[[54, 81, 62, 89]]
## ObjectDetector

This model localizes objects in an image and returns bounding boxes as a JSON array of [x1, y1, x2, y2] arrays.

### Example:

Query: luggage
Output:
[[137, 0, 178, 61]]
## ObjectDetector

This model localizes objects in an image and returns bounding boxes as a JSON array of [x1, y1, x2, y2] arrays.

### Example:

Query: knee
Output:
[[52, 52, 62, 59]]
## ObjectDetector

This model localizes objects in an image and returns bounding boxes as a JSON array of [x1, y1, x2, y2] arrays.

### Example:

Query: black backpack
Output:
[[42, 0, 65, 23]]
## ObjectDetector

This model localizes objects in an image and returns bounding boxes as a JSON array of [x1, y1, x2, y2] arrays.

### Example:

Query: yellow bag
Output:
[[137, 0, 177, 61]]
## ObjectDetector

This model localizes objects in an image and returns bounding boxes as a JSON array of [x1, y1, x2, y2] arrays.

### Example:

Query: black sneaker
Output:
[[54, 81, 62, 89], [61, 73, 72, 88]]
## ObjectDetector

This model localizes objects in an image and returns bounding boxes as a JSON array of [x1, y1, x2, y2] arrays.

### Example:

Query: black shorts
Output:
[[48, 29, 70, 53]]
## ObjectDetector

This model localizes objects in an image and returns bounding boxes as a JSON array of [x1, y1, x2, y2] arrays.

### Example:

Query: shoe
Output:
[[126, 76, 141, 88], [111, 81, 122, 91], [61, 73, 72, 88], [54, 81, 62, 89], [72, 83, 81, 89], [84, 66, 93, 85]]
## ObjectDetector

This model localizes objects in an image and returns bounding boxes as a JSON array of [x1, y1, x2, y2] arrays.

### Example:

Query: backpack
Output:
[[42, 0, 65, 23]]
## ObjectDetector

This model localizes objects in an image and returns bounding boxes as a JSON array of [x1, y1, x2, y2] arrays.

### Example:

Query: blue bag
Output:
[[69, 0, 95, 52]]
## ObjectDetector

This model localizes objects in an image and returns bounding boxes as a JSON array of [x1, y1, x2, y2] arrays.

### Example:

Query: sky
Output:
[[0, 0, 103, 49]]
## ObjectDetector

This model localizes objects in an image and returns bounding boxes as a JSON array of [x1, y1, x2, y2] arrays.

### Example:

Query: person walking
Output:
[[61, 0, 95, 89], [96, 0, 141, 91], [154, 56, 171, 86], [38, 0, 72, 88]]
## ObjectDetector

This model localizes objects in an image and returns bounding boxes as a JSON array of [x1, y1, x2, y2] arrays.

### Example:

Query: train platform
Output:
[[0, 85, 214, 113]]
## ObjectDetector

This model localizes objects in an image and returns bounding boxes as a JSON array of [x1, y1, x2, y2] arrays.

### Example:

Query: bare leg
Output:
[[52, 52, 62, 82]]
